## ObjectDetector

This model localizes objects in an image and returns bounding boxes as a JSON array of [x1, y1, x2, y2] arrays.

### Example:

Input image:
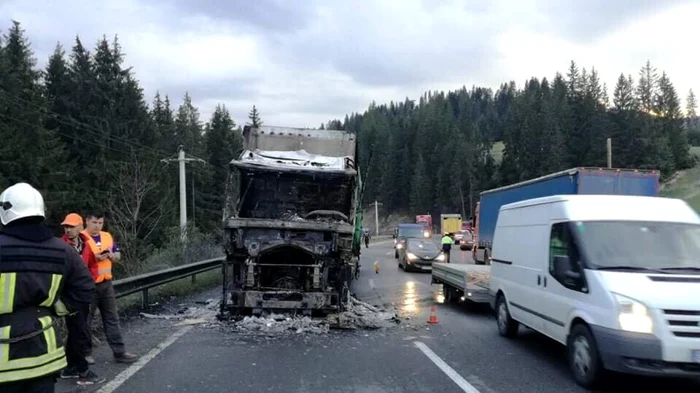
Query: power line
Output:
[[0, 90, 173, 159]]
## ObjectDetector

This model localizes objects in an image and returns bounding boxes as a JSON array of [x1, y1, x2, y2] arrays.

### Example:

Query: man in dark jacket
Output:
[[59, 213, 105, 385], [0, 183, 95, 393]]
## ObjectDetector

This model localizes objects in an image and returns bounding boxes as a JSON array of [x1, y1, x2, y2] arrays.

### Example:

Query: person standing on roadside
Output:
[[441, 232, 453, 263], [59, 213, 105, 385], [0, 183, 95, 393], [82, 211, 137, 365]]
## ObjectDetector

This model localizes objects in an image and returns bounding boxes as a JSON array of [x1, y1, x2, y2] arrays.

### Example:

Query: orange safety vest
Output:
[[82, 230, 114, 283]]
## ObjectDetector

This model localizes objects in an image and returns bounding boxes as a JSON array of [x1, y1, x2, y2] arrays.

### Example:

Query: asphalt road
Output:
[[57, 239, 700, 393]]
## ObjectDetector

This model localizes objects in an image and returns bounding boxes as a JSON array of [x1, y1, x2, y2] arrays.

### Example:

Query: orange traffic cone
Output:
[[427, 305, 439, 324], [373, 261, 380, 274]]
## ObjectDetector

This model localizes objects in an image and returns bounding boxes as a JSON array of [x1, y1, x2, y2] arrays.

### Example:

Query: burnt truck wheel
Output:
[[496, 294, 519, 338], [568, 323, 605, 389]]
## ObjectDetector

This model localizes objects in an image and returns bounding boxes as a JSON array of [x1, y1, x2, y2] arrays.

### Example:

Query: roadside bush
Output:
[[112, 224, 222, 278]]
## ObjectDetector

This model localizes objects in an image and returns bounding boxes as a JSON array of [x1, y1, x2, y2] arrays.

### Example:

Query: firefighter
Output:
[[0, 183, 95, 393]]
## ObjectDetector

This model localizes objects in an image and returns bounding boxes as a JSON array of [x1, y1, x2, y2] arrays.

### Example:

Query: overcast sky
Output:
[[1, 0, 698, 129]]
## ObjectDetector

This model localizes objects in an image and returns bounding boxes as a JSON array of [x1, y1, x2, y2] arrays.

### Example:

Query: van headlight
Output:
[[406, 252, 418, 260], [436, 254, 445, 261], [614, 293, 653, 334]]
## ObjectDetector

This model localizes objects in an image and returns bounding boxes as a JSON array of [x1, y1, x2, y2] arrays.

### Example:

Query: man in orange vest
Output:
[[82, 211, 137, 365]]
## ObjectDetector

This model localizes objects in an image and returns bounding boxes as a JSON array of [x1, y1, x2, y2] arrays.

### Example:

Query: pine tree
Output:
[[248, 105, 262, 127], [686, 89, 700, 146], [687, 89, 697, 119], [656, 72, 691, 169], [637, 60, 658, 114], [409, 154, 430, 213], [0, 21, 71, 223]]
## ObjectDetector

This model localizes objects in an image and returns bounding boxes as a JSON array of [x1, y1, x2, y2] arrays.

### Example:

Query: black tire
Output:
[[394, 250, 398, 259], [568, 323, 605, 389], [495, 294, 519, 338], [444, 285, 459, 303]]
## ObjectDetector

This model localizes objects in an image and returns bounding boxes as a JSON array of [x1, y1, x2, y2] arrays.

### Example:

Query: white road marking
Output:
[[368, 278, 375, 289], [385, 251, 392, 256], [96, 325, 194, 393], [413, 341, 481, 393]]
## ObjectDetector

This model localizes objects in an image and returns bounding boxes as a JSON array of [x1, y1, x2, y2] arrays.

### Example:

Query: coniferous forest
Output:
[[1, 21, 698, 275]]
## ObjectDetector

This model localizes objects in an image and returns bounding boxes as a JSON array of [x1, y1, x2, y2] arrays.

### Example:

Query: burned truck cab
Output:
[[222, 125, 362, 316]]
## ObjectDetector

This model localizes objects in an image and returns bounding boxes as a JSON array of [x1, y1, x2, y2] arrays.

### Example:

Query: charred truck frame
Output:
[[221, 125, 363, 316]]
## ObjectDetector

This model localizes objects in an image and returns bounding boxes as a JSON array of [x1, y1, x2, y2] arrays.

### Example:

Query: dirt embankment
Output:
[[361, 209, 412, 235]]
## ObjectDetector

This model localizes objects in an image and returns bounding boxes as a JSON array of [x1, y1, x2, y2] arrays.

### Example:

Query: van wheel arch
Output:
[[567, 319, 606, 389], [495, 292, 519, 338]]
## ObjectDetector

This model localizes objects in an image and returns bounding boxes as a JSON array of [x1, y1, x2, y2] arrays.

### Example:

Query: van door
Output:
[[543, 221, 590, 343]]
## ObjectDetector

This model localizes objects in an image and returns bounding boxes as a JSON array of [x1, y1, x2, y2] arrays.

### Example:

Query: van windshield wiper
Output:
[[596, 266, 670, 274]]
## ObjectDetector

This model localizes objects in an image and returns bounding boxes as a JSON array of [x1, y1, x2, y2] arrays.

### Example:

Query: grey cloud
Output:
[[157, 0, 320, 33], [159, 76, 261, 104], [262, 2, 501, 89], [535, 0, 693, 43]]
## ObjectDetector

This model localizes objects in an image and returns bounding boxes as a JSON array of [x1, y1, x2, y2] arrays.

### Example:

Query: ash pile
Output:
[[139, 296, 400, 335], [139, 298, 220, 326], [225, 297, 400, 335]]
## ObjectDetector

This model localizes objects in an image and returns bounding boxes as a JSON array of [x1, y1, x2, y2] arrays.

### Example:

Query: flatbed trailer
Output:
[[431, 263, 490, 304]]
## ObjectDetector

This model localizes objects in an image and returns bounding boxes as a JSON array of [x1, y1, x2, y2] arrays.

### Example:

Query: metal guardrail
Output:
[[113, 257, 224, 308]]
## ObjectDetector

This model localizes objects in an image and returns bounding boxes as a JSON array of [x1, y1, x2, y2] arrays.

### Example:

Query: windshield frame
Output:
[[567, 219, 700, 272]]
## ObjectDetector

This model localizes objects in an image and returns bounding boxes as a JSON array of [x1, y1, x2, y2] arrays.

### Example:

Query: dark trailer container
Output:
[[472, 167, 660, 264]]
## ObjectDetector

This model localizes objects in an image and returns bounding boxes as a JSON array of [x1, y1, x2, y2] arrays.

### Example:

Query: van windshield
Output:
[[573, 221, 700, 271], [398, 226, 424, 238]]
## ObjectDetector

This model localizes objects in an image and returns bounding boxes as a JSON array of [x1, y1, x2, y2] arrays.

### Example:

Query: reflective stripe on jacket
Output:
[[0, 227, 93, 383], [82, 230, 114, 283]]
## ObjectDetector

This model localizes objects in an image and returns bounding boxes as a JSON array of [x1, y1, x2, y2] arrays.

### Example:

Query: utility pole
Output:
[[373, 200, 383, 236], [607, 138, 612, 168], [161, 145, 206, 241]]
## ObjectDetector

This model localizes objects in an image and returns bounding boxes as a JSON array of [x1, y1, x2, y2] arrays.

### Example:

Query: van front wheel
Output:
[[568, 324, 604, 389], [496, 295, 519, 338]]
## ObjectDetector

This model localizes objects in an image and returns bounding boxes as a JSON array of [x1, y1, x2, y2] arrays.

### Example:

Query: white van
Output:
[[489, 194, 700, 389]]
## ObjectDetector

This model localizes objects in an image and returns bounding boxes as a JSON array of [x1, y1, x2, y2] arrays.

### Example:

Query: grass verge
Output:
[[659, 146, 700, 211]]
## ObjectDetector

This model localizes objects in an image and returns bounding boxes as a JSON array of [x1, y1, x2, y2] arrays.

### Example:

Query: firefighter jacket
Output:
[[0, 221, 95, 383]]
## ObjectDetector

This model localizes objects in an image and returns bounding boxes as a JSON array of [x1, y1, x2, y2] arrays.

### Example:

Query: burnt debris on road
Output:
[[139, 294, 400, 336]]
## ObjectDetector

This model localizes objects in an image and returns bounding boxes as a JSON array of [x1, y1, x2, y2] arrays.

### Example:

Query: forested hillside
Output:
[[1, 21, 699, 274], [328, 62, 699, 219], [0, 22, 244, 275]]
